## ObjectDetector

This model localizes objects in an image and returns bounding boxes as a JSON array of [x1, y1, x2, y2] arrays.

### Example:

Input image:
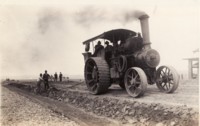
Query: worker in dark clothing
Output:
[[59, 72, 63, 82], [105, 41, 113, 52], [43, 70, 50, 91], [93, 41, 104, 56], [105, 41, 113, 66], [54, 72, 58, 82]]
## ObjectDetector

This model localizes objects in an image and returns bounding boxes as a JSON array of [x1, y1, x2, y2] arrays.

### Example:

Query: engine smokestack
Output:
[[139, 14, 151, 49]]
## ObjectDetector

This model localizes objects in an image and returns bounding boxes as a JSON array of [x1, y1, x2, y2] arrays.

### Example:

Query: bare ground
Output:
[[0, 86, 79, 126], [1, 79, 199, 126]]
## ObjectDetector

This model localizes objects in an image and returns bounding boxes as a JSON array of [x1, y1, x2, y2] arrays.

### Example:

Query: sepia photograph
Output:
[[0, 0, 199, 126]]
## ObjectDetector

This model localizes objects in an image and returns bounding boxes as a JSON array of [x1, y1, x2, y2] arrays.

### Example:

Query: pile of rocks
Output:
[[43, 85, 198, 126], [7, 82, 199, 126]]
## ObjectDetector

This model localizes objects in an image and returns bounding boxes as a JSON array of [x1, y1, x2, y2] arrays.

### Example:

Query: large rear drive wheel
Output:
[[84, 57, 110, 94], [124, 67, 147, 98], [156, 66, 179, 93]]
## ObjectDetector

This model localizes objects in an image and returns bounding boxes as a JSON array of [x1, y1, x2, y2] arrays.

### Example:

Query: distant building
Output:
[[184, 49, 199, 79]]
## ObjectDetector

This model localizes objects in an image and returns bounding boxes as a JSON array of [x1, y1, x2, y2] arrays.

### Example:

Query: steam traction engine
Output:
[[82, 14, 179, 98]]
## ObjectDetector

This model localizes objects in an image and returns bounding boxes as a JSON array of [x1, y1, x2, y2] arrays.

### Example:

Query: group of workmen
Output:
[[94, 41, 113, 55], [36, 70, 63, 93], [52, 72, 63, 82], [94, 41, 113, 65]]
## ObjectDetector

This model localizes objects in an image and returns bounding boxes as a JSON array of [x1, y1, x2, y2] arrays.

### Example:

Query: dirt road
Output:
[[52, 79, 199, 109], [2, 79, 199, 126], [1, 84, 118, 126], [0, 86, 79, 126]]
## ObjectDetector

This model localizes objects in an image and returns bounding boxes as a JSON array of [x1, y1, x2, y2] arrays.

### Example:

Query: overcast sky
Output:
[[0, 0, 199, 79]]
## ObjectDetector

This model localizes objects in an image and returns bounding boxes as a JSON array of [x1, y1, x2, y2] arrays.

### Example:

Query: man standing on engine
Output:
[[43, 70, 50, 91], [93, 41, 104, 56], [105, 41, 113, 66]]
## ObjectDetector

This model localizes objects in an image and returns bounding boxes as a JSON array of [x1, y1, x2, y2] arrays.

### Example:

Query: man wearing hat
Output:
[[43, 70, 50, 91], [93, 41, 104, 56], [105, 41, 113, 65]]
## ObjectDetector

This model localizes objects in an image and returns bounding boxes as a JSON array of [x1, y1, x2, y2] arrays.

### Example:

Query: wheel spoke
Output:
[[161, 82, 164, 87], [134, 74, 139, 80], [127, 85, 132, 89], [129, 86, 136, 92], [133, 70, 137, 77], [91, 84, 97, 91], [165, 83, 169, 90], [128, 80, 132, 85], [135, 81, 141, 85], [170, 80, 174, 84], [134, 87, 141, 95], [168, 83, 170, 89], [161, 70, 165, 76], [127, 75, 132, 79], [162, 82, 166, 88], [131, 71, 134, 78], [164, 67, 167, 74], [87, 79, 94, 86]]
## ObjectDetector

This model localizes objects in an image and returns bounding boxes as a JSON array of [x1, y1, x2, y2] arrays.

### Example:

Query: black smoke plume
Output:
[[74, 6, 148, 28]]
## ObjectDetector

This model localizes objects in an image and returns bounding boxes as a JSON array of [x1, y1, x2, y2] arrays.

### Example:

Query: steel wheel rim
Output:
[[85, 59, 99, 93], [156, 66, 179, 93], [125, 69, 143, 97], [159, 67, 173, 91]]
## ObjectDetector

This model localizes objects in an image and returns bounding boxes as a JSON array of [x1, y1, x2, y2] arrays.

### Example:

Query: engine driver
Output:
[[105, 41, 113, 66], [93, 41, 104, 56]]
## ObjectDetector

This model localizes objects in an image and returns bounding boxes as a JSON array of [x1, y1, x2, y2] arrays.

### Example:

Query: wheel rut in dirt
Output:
[[3, 80, 199, 126], [4, 84, 117, 126]]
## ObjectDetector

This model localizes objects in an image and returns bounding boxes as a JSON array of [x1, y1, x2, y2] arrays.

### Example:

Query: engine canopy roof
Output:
[[82, 29, 137, 45]]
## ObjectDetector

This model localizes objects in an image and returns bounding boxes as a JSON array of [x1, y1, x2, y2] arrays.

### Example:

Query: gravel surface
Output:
[[3, 79, 199, 126], [0, 86, 79, 126], [49, 89, 198, 126]]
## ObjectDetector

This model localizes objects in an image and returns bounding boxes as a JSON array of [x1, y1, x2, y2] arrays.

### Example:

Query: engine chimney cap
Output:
[[138, 14, 149, 20]]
